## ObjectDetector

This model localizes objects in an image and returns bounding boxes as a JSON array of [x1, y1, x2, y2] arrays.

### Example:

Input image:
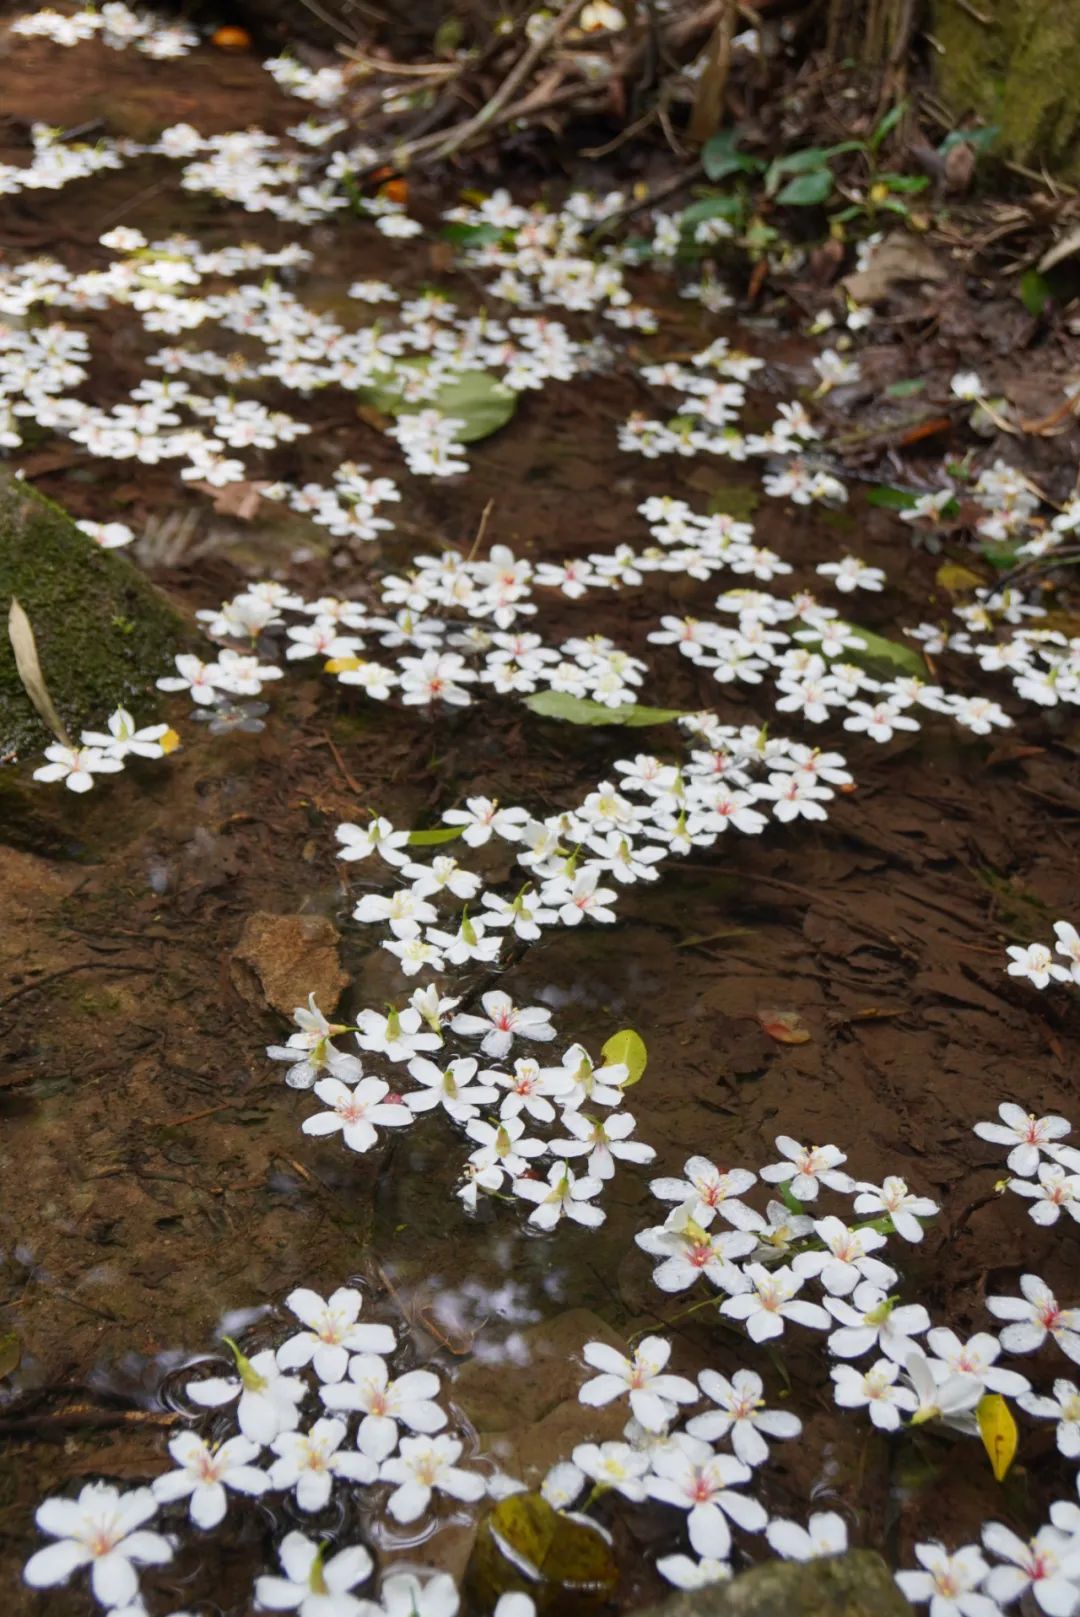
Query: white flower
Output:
[[986, 1274, 1080, 1363], [636, 1204, 756, 1293], [334, 815, 411, 867], [974, 1104, 1071, 1176], [896, 1543, 998, 1617], [687, 1368, 802, 1466], [577, 1336, 697, 1432], [514, 1163, 606, 1230], [1005, 942, 1070, 990], [269, 1418, 376, 1511], [378, 1434, 485, 1523], [1053, 920, 1080, 983], [24, 1483, 172, 1609], [571, 1441, 650, 1501], [320, 1354, 445, 1460], [450, 990, 555, 1059], [441, 796, 529, 846], [301, 1077, 414, 1154], [851, 1176, 938, 1241], [791, 1215, 896, 1297], [404, 1055, 498, 1121], [33, 743, 124, 793], [924, 1329, 1030, 1398], [254, 1530, 372, 1616], [377, 1572, 461, 1617], [650, 1157, 757, 1218], [354, 1004, 441, 1062], [266, 996, 360, 1091], [550, 1109, 655, 1180], [816, 556, 885, 593], [982, 1522, 1080, 1616], [276, 1286, 396, 1383], [151, 1431, 266, 1528], [950, 371, 985, 400], [1017, 1378, 1080, 1458], [766, 1509, 849, 1561], [825, 1283, 930, 1361], [759, 1136, 855, 1200], [720, 1264, 831, 1342], [1009, 1162, 1080, 1225], [187, 1342, 306, 1444], [656, 1553, 732, 1590], [81, 707, 169, 759], [831, 1359, 916, 1430], [646, 1433, 767, 1560], [904, 1351, 983, 1427]]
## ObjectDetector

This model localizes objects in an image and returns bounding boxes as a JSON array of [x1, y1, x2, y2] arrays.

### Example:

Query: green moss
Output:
[[932, 0, 1080, 176], [0, 473, 183, 759]]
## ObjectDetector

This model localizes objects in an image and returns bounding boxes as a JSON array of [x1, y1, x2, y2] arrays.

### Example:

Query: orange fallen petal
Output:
[[757, 1009, 812, 1044]]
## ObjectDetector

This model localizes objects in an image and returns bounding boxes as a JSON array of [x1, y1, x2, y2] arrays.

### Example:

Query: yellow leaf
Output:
[[324, 656, 363, 674], [8, 597, 71, 745], [977, 1393, 1018, 1482], [158, 727, 182, 755], [600, 1028, 647, 1087], [935, 563, 983, 594]]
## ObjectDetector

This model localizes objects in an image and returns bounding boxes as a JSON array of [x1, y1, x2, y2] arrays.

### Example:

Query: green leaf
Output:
[[407, 825, 465, 846], [835, 623, 925, 678], [870, 100, 906, 151], [1019, 269, 1050, 316], [523, 691, 686, 727], [867, 485, 919, 510], [776, 169, 834, 206], [601, 1028, 648, 1086], [680, 195, 744, 230], [357, 364, 517, 444], [701, 129, 759, 180], [441, 222, 505, 247], [0, 1332, 20, 1379], [878, 174, 930, 194], [885, 378, 926, 398], [769, 146, 831, 176], [940, 124, 999, 155]]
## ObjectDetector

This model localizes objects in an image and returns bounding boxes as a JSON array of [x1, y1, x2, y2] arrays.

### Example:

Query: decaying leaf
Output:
[[757, 1009, 812, 1044], [8, 597, 70, 745]]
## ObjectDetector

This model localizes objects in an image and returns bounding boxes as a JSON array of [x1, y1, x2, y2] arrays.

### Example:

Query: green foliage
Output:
[[357, 364, 517, 444], [836, 624, 926, 679], [601, 1028, 648, 1086], [868, 485, 920, 511], [523, 691, 686, 727], [407, 825, 466, 846], [466, 1491, 618, 1614]]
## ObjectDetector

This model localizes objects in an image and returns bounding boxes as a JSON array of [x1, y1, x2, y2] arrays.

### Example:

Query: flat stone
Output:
[[450, 1307, 628, 1434], [636, 1551, 913, 1617], [230, 911, 347, 1017]]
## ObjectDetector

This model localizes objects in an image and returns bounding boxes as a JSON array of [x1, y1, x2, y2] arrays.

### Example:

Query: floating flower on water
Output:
[[24, 1482, 172, 1609], [766, 1509, 849, 1561], [254, 1530, 373, 1617], [320, 1354, 445, 1461], [151, 1431, 266, 1529], [378, 1434, 485, 1524]]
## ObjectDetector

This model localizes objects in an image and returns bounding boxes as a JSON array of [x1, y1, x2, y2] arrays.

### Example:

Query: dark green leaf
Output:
[[680, 196, 743, 230], [524, 691, 686, 727], [834, 623, 925, 678], [878, 174, 930, 193], [870, 100, 907, 150], [867, 485, 919, 510], [939, 124, 999, 155], [357, 365, 517, 444], [0, 1332, 20, 1379], [885, 378, 926, 398], [441, 222, 504, 247], [769, 146, 831, 176], [701, 129, 760, 180], [466, 1492, 618, 1611], [776, 169, 834, 206], [1019, 269, 1051, 316], [407, 826, 465, 846]]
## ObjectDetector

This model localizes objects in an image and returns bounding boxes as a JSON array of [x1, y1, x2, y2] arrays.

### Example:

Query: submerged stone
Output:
[[636, 1551, 913, 1617], [465, 1491, 618, 1615], [0, 473, 182, 760]]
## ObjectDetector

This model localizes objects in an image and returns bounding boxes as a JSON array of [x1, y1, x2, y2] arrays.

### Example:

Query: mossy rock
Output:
[[931, 0, 1080, 176], [0, 472, 183, 760], [635, 1551, 913, 1617]]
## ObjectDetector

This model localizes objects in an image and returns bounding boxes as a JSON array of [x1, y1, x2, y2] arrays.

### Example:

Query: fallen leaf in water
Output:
[[0, 1330, 21, 1378], [756, 1009, 812, 1044], [977, 1393, 1018, 1482], [185, 479, 271, 520]]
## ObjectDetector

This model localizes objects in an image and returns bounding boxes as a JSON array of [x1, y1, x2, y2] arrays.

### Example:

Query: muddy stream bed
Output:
[[1, 23, 1080, 1617]]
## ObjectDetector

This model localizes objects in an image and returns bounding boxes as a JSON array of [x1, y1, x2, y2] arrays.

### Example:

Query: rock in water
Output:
[[231, 912, 348, 1017], [0, 473, 181, 760], [636, 1551, 913, 1617]]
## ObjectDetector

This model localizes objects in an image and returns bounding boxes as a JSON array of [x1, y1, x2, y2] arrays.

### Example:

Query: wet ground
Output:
[[2, 21, 1080, 1617]]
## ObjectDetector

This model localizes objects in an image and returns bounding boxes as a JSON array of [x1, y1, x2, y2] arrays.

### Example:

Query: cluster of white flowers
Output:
[[32, 708, 172, 792], [1006, 923, 1080, 992], [0, 121, 128, 200], [24, 1282, 494, 1615], [10, 3, 197, 56]]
